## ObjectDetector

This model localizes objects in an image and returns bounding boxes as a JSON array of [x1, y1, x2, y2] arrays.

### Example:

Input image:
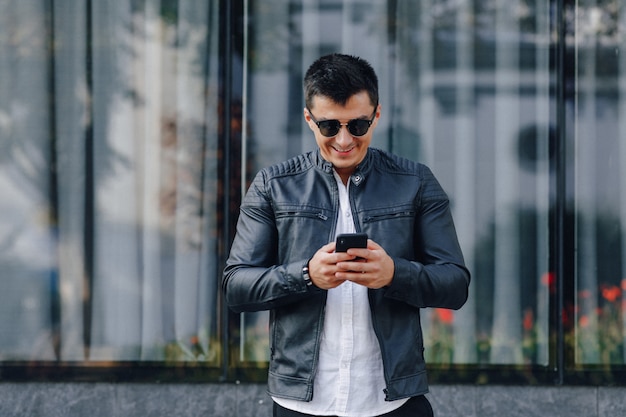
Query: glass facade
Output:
[[0, 0, 624, 384], [571, 0, 625, 368], [240, 0, 554, 372], [0, 1, 222, 370]]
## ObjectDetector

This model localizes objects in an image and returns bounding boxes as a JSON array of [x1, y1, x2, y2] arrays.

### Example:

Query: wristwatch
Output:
[[302, 262, 313, 287]]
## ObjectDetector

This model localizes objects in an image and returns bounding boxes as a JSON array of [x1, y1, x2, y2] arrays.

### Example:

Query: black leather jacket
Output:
[[223, 148, 470, 402]]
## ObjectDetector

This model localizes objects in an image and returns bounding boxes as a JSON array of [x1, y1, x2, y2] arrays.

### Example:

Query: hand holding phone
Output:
[[334, 234, 395, 288]]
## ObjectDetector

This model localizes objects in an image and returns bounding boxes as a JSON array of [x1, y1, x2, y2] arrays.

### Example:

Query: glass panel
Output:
[[393, 1, 553, 366], [241, 0, 552, 366], [0, 1, 56, 361], [240, 0, 394, 364], [573, 0, 625, 365], [0, 0, 222, 365]]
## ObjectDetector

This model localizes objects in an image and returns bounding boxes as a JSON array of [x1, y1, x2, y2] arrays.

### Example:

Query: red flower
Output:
[[435, 308, 454, 324], [523, 309, 534, 332], [579, 315, 589, 328], [601, 285, 621, 303], [541, 272, 556, 294]]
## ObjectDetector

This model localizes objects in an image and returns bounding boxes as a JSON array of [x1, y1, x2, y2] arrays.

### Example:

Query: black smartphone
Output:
[[335, 233, 368, 252]]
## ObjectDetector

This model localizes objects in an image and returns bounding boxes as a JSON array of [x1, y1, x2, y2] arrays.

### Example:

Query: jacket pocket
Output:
[[274, 206, 333, 261], [275, 210, 328, 221], [363, 210, 415, 223]]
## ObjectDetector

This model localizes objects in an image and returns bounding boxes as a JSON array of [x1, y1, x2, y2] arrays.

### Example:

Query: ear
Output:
[[372, 103, 382, 126], [303, 107, 315, 131]]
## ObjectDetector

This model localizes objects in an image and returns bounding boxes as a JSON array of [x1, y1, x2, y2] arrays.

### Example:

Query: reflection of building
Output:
[[1, 1, 625, 415]]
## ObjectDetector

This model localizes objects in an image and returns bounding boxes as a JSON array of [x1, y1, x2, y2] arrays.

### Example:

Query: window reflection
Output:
[[241, 0, 554, 366], [0, 1, 222, 364], [571, 0, 625, 366], [1, 0, 625, 379]]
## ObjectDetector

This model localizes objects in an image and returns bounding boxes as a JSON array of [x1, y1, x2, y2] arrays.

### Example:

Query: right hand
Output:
[[307, 241, 357, 289]]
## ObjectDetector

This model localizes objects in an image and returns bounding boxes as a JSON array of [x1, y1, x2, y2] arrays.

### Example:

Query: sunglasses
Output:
[[306, 105, 377, 137]]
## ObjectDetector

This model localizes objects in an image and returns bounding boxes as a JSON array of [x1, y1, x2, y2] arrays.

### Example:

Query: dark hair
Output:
[[303, 53, 378, 109]]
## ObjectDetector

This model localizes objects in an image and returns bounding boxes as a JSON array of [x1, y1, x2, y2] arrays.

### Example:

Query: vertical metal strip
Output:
[[553, 0, 569, 385], [83, 0, 95, 360], [238, 0, 249, 364], [220, 0, 233, 382], [46, 0, 61, 361], [620, 0, 626, 366]]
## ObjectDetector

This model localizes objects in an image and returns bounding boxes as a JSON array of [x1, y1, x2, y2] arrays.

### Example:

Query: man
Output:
[[223, 53, 470, 417]]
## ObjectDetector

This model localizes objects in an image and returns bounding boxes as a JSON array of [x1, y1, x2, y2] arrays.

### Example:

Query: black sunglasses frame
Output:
[[306, 105, 378, 137]]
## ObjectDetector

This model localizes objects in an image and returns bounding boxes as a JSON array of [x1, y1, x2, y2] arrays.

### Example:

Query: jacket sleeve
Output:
[[386, 166, 470, 310], [222, 170, 315, 313]]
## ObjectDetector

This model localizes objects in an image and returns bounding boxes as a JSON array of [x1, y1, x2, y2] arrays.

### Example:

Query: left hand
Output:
[[335, 239, 395, 289]]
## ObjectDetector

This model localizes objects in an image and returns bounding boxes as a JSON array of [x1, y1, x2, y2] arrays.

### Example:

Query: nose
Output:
[[334, 124, 353, 147]]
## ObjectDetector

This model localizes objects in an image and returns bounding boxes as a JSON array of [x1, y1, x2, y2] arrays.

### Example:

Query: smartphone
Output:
[[335, 233, 368, 252]]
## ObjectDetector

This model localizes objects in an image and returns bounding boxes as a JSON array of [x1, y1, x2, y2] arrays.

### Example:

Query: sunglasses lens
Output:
[[347, 120, 371, 136], [318, 121, 340, 137]]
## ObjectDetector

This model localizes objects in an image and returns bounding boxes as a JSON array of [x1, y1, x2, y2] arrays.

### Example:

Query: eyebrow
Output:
[[306, 107, 376, 121]]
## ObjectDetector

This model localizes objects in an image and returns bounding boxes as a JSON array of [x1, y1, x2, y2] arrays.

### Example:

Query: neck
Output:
[[334, 168, 351, 186]]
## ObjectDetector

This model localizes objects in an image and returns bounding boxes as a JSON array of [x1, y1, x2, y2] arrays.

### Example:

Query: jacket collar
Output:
[[313, 148, 374, 187]]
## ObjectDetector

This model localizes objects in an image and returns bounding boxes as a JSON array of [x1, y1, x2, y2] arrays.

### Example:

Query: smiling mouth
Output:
[[333, 146, 355, 154]]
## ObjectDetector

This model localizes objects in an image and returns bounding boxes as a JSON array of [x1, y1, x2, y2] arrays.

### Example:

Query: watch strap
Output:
[[302, 262, 313, 287]]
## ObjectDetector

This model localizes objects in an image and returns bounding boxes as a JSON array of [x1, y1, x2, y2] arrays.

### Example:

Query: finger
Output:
[[337, 261, 366, 273], [319, 271, 346, 289], [321, 241, 337, 253], [335, 251, 362, 264], [366, 239, 383, 250]]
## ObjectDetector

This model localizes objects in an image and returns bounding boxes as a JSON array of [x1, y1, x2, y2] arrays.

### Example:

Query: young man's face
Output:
[[304, 91, 380, 183]]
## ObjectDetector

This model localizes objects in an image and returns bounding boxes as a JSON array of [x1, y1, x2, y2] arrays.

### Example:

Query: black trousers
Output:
[[273, 395, 434, 417]]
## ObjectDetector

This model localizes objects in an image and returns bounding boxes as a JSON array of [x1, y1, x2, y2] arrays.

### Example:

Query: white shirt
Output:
[[274, 171, 407, 416]]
